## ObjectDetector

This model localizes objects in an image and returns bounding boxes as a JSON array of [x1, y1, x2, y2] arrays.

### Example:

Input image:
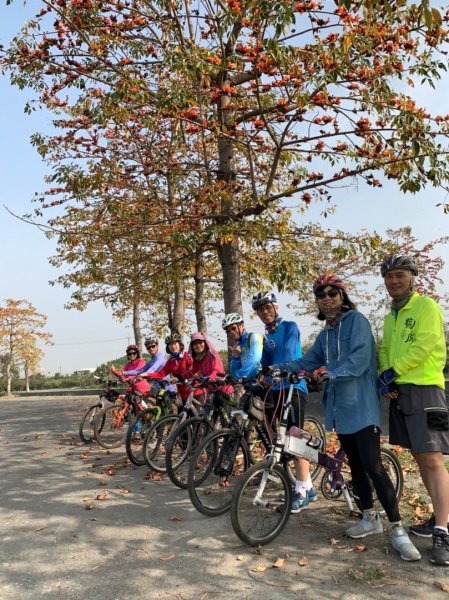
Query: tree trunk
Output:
[[194, 254, 207, 334], [217, 242, 243, 315], [25, 362, 30, 393], [6, 356, 12, 396], [132, 300, 142, 354], [216, 80, 243, 316], [171, 279, 185, 335]]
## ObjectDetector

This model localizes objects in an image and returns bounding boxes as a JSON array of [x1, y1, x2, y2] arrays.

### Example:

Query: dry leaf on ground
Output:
[[250, 566, 267, 573], [85, 502, 96, 510], [273, 557, 285, 568], [169, 516, 184, 522], [434, 581, 449, 593], [298, 554, 309, 567], [354, 545, 366, 553], [96, 494, 108, 501], [159, 554, 176, 561]]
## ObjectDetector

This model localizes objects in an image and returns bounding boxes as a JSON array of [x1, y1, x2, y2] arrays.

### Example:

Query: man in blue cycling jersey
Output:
[[253, 291, 315, 513], [223, 313, 263, 381]]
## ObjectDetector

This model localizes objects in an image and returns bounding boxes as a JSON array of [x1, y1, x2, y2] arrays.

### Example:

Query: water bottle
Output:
[[288, 426, 323, 450]]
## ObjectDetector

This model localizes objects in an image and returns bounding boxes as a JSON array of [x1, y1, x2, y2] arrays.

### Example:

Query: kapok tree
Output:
[[3, 0, 449, 318], [0, 299, 52, 395]]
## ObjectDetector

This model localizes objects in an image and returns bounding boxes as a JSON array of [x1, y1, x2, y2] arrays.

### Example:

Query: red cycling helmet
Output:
[[126, 344, 140, 358], [313, 274, 347, 295]]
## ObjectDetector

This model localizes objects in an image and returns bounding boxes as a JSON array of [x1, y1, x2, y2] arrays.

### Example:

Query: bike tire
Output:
[[125, 407, 159, 466], [284, 415, 326, 484], [93, 404, 131, 449], [230, 461, 292, 546], [143, 414, 181, 472], [79, 403, 101, 444], [187, 428, 251, 517], [165, 416, 213, 489]]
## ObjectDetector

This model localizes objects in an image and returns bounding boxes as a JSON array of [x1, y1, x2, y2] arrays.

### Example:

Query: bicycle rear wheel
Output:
[[125, 407, 159, 466], [165, 417, 213, 489], [350, 447, 404, 514], [187, 428, 251, 517], [143, 414, 181, 472], [79, 403, 101, 444], [94, 404, 131, 449], [230, 461, 292, 546]]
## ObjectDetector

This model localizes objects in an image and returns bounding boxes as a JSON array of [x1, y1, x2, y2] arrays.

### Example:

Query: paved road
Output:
[[0, 396, 447, 600]]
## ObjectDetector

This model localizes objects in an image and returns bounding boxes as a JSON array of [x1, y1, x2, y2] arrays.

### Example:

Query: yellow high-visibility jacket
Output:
[[380, 292, 446, 389]]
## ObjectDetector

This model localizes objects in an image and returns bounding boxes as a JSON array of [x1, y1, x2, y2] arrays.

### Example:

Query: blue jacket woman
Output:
[[276, 309, 380, 434]]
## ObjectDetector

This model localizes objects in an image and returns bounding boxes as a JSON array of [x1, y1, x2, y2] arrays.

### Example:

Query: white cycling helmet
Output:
[[222, 313, 244, 330]]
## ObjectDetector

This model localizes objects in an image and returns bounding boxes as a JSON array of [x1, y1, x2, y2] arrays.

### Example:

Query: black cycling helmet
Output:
[[380, 254, 419, 277], [251, 291, 278, 311], [165, 332, 182, 345], [144, 335, 158, 347], [165, 331, 184, 354]]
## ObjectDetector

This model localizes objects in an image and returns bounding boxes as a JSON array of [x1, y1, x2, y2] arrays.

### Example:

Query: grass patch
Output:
[[350, 566, 388, 583]]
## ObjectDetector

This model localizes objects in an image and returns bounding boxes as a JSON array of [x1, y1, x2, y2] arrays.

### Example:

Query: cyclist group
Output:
[[114, 254, 449, 566]]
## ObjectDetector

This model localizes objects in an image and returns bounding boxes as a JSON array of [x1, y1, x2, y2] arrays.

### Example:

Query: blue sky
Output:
[[1, 2, 448, 375]]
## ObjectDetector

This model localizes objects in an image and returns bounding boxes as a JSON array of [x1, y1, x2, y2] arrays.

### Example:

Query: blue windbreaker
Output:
[[273, 311, 380, 434]]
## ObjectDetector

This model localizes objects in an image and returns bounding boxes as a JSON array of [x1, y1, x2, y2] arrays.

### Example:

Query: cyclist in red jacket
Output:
[[141, 332, 194, 403]]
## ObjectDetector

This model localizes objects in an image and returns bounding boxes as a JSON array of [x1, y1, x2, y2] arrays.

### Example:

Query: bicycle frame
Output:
[[253, 374, 356, 513]]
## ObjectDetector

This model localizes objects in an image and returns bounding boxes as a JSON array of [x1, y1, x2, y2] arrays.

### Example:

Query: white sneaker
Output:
[[346, 510, 383, 539], [391, 526, 421, 561]]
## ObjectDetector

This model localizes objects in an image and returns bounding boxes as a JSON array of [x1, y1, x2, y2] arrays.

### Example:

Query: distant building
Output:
[[74, 368, 96, 375]]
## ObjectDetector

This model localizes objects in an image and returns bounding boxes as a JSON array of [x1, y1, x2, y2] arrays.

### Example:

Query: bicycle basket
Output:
[[248, 395, 264, 421]]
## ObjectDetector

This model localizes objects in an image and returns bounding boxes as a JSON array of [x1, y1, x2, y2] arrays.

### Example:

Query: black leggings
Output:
[[337, 425, 400, 523]]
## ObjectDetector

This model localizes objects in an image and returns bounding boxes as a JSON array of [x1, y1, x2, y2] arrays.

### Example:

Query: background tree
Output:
[[3, 0, 449, 332], [0, 299, 52, 396]]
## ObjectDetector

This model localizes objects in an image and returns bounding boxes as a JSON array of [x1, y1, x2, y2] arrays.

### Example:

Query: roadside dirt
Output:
[[0, 395, 448, 600]]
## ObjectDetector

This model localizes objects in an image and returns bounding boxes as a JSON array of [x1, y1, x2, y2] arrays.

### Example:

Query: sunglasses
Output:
[[146, 344, 157, 349], [127, 351, 137, 356], [315, 289, 341, 300]]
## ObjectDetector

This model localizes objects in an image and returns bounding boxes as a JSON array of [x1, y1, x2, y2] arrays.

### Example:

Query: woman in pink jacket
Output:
[[188, 332, 233, 398]]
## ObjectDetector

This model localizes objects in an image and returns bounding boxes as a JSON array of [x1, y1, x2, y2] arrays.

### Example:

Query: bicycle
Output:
[[319, 438, 403, 516], [78, 376, 122, 444], [125, 381, 179, 466], [165, 375, 236, 489], [93, 376, 152, 449], [186, 380, 325, 518], [230, 371, 403, 546], [142, 376, 209, 472]]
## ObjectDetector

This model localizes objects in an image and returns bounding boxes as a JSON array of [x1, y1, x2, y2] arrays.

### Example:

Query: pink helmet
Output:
[[313, 274, 347, 295]]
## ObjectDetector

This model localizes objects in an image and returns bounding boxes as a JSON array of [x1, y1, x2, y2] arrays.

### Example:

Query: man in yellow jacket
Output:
[[379, 254, 449, 566]]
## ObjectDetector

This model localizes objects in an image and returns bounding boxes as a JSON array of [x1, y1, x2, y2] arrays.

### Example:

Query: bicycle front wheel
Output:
[[143, 414, 181, 472], [93, 404, 131, 449], [165, 417, 213, 489], [125, 407, 159, 466], [187, 429, 251, 517], [230, 461, 292, 546], [79, 403, 101, 444], [285, 415, 326, 484]]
